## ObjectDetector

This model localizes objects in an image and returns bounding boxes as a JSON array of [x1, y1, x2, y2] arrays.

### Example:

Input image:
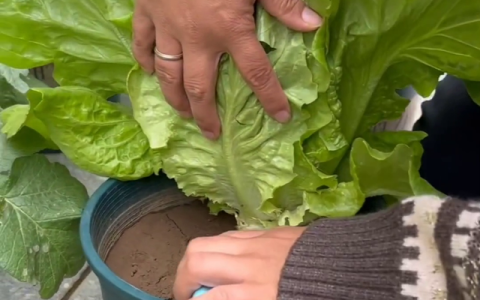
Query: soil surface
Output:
[[106, 201, 236, 299]]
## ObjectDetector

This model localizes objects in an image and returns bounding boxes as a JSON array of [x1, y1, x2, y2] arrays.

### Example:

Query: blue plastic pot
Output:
[[80, 174, 193, 300]]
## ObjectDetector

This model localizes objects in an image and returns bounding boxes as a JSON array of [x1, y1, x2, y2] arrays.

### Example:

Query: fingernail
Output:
[[202, 130, 217, 140], [302, 7, 323, 26], [274, 110, 291, 123]]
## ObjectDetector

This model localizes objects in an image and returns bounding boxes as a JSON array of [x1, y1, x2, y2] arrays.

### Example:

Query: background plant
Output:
[[0, 64, 88, 299]]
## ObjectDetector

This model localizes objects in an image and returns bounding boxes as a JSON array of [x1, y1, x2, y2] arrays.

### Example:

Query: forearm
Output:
[[279, 196, 480, 300]]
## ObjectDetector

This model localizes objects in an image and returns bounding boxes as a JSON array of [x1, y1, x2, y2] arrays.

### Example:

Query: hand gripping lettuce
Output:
[[1, 0, 480, 230]]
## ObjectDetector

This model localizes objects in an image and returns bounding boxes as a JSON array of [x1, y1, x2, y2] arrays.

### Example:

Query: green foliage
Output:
[[1, 0, 480, 296]]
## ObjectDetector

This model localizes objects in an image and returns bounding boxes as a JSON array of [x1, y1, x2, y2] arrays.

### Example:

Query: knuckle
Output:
[[132, 46, 142, 59], [183, 252, 206, 277], [276, 0, 299, 16], [133, 51, 148, 66], [132, 39, 152, 63], [185, 237, 206, 253], [184, 80, 208, 101], [211, 288, 232, 300], [155, 64, 180, 86], [185, 19, 200, 37], [133, 52, 153, 72], [225, 17, 254, 36], [133, 36, 148, 50], [246, 65, 273, 90]]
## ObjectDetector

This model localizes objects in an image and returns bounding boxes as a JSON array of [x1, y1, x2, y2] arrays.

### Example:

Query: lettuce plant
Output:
[[1, 0, 480, 297]]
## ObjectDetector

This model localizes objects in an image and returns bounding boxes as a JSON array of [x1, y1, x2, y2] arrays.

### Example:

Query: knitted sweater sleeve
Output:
[[279, 196, 480, 300]]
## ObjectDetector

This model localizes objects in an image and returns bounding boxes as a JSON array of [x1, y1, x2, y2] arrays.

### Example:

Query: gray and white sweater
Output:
[[280, 196, 480, 300]]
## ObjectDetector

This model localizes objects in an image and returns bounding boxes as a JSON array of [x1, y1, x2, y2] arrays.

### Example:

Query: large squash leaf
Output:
[[0, 155, 88, 299]]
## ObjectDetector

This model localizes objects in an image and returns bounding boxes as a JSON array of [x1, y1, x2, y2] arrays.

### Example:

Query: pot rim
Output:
[[80, 178, 161, 300]]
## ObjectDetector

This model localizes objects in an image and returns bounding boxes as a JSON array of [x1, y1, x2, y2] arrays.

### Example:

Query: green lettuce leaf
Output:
[[302, 23, 348, 168], [350, 136, 442, 199], [0, 77, 26, 109], [465, 80, 480, 106], [129, 8, 319, 228], [288, 130, 440, 225], [0, 0, 135, 96], [0, 64, 29, 109], [321, 0, 480, 175], [1, 105, 38, 137], [356, 62, 442, 136], [303, 92, 348, 167], [0, 154, 88, 299], [292, 181, 363, 222], [2, 0, 480, 233], [0, 105, 57, 151], [0, 64, 58, 149], [127, 66, 177, 149], [0, 64, 49, 110], [266, 142, 346, 226], [0, 63, 29, 93], [28, 87, 162, 180], [281, 0, 480, 223]]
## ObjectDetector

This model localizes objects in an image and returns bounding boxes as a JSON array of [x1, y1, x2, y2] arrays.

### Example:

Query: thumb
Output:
[[260, 0, 323, 32]]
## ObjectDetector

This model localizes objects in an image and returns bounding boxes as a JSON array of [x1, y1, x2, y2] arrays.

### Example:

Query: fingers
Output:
[[260, 0, 323, 31], [173, 253, 250, 300], [186, 232, 292, 259], [195, 285, 253, 300], [228, 36, 291, 123], [186, 236, 249, 255], [154, 31, 192, 118], [220, 230, 265, 239], [222, 228, 302, 239], [132, 9, 156, 73], [183, 49, 222, 139]]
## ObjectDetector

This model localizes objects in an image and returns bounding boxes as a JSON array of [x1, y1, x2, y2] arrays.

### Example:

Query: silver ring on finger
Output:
[[154, 47, 183, 61]]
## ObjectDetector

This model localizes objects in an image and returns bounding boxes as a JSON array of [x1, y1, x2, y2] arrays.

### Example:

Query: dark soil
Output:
[[105, 201, 236, 299]]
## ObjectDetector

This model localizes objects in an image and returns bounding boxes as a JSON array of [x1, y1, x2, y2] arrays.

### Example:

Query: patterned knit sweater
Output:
[[279, 196, 480, 300]]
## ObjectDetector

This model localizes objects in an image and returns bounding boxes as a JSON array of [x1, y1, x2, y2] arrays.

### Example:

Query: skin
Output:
[[133, 0, 322, 140], [133, 0, 321, 297], [172, 227, 306, 300]]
